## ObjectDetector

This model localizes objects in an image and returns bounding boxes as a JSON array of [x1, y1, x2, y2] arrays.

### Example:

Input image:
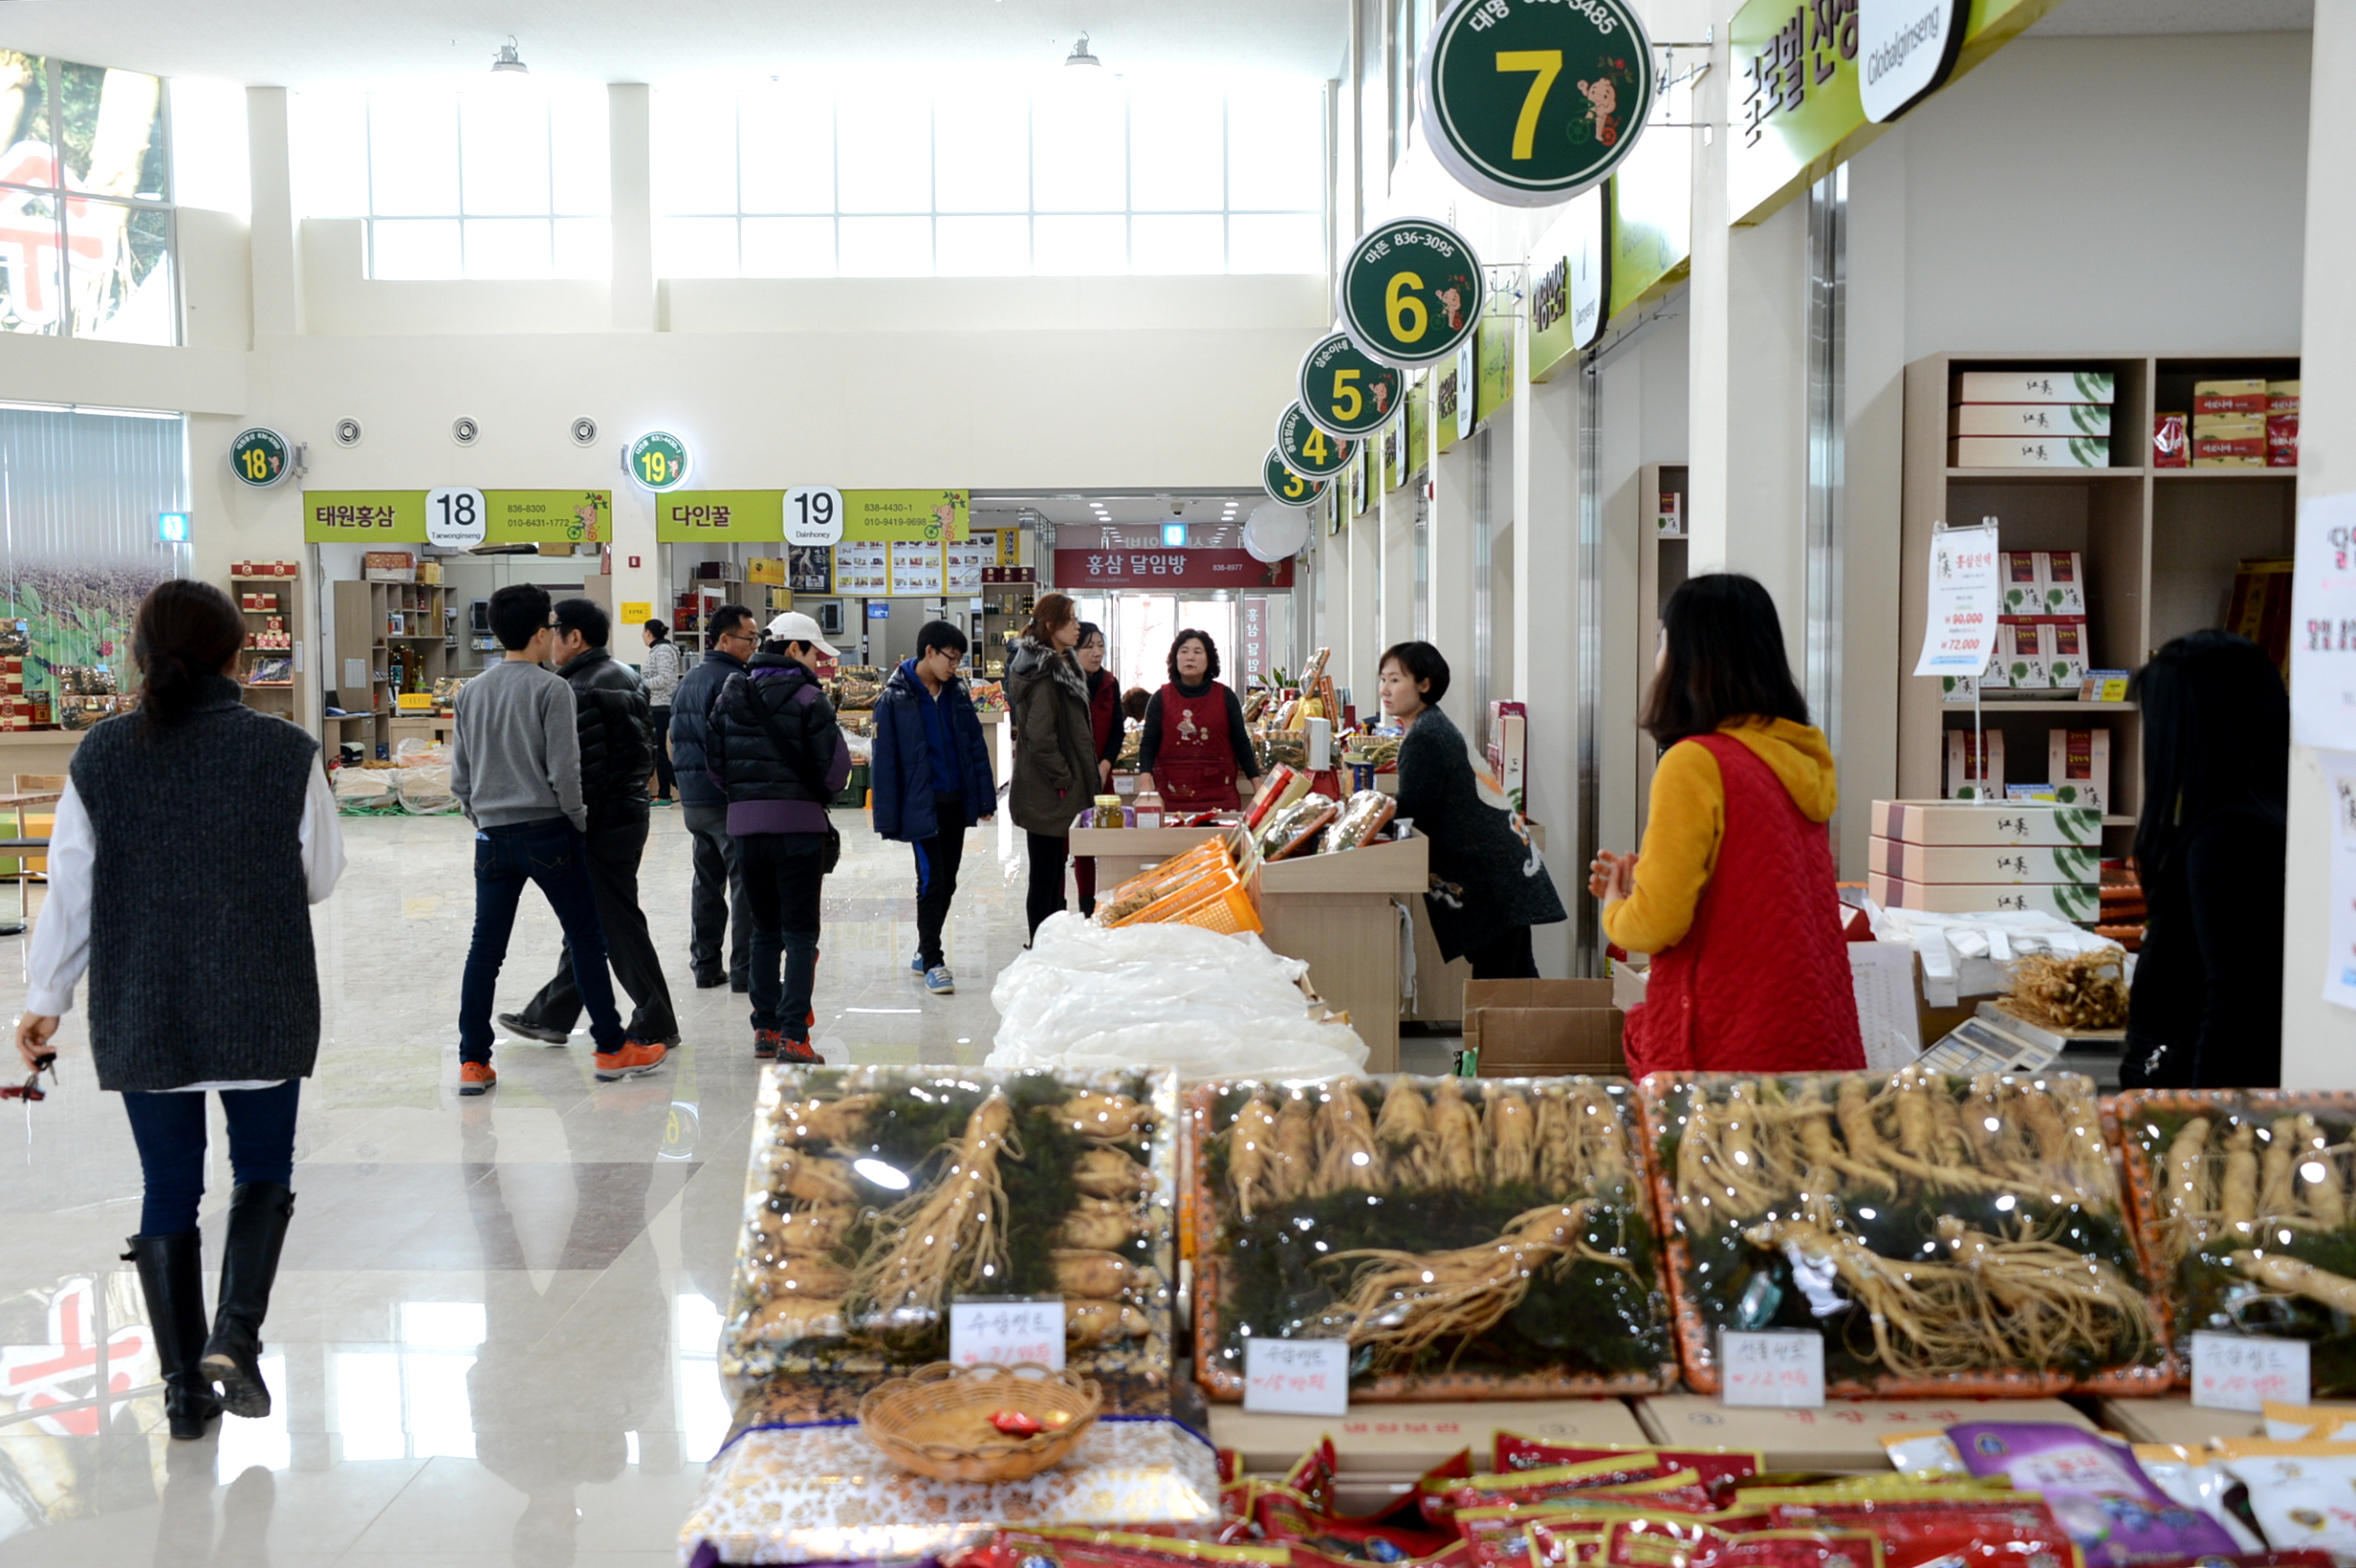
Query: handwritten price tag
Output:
[[1718, 1330, 1826, 1408], [2192, 1332, 2308, 1413], [949, 1297, 1064, 1371], [1244, 1338, 1350, 1417]]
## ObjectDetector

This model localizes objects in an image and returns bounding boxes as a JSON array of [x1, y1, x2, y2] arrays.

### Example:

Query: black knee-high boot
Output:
[[122, 1230, 220, 1441], [201, 1183, 294, 1419]]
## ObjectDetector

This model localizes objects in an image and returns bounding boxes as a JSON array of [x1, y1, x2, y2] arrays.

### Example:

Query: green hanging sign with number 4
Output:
[[626, 430, 690, 492], [1275, 403, 1356, 478], [1263, 448, 1326, 510], [1298, 332, 1404, 440], [1338, 217, 1485, 369], [1419, 0, 1654, 207]]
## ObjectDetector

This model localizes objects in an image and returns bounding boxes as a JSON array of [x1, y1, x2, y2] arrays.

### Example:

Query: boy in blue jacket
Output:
[[870, 621, 996, 994]]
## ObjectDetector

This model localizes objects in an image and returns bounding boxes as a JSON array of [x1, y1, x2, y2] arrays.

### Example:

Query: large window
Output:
[[652, 78, 1326, 278], [0, 52, 174, 343], [292, 80, 609, 280]]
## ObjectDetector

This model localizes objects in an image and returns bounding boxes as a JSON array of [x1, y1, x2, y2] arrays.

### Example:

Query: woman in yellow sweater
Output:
[[1587, 574, 1863, 1078]]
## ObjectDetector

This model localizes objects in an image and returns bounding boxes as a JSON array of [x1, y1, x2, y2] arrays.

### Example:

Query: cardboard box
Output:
[[2194, 376, 2268, 395], [2048, 727, 2111, 815], [1634, 1396, 2095, 1472], [1870, 837, 2101, 885], [2043, 618, 2090, 689], [361, 552, 414, 571], [1210, 1399, 1648, 1478], [747, 557, 787, 586], [1951, 403, 2111, 438], [2269, 380, 2301, 413], [1950, 435, 2111, 468], [1954, 370, 2115, 405], [1999, 551, 2041, 614], [1869, 871, 2100, 922], [1656, 491, 1684, 536], [1464, 979, 1624, 1077], [1487, 702, 1527, 815], [2192, 392, 2269, 419], [2092, 1396, 2263, 1448], [1945, 728, 2004, 799], [1875, 798, 2104, 847], [2081, 668, 2131, 703], [1993, 619, 2048, 690], [2040, 550, 2087, 617], [2192, 437, 2266, 467], [2191, 414, 2265, 439]]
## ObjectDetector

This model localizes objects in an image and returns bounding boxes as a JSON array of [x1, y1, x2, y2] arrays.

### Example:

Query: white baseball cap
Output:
[[766, 609, 840, 660]]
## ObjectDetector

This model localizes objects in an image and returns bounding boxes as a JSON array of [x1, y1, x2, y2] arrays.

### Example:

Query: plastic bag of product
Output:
[[2130, 1445, 2268, 1553], [1946, 1422, 2239, 1566], [333, 768, 399, 813], [394, 766, 458, 815], [2217, 1443, 2356, 1557], [1319, 791, 1397, 854], [840, 728, 873, 764], [391, 737, 450, 770], [2267, 1398, 2356, 1440], [1189, 1075, 1678, 1404], [986, 915, 1367, 1080], [1877, 1432, 1966, 1476], [1257, 794, 1336, 860]]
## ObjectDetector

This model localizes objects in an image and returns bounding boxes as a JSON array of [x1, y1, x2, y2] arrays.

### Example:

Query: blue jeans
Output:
[[741, 832, 825, 1041], [460, 818, 623, 1061], [120, 1080, 301, 1235]]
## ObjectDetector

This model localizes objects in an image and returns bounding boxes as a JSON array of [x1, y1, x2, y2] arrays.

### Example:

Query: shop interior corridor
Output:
[[0, 808, 1030, 1566]]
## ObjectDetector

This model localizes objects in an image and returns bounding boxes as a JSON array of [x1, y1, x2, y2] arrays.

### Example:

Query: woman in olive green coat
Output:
[[1005, 591, 1100, 940]]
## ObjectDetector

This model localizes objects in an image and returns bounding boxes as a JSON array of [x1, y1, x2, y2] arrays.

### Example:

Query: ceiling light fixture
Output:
[[491, 35, 530, 74], [1064, 33, 1102, 68]]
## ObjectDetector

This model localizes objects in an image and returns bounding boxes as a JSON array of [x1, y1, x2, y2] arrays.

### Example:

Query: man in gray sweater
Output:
[[450, 583, 667, 1096]]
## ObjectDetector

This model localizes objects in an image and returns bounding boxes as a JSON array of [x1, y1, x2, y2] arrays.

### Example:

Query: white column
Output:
[[1516, 332, 1580, 978], [245, 87, 301, 338], [1381, 466, 1416, 670], [2280, 4, 2356, 1089], [1428, 434, 1478, 735], [609, 83, 655, 333], [1348, 486, 1381, 712]]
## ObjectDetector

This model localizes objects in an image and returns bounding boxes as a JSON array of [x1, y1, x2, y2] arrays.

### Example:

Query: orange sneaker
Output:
[[458, 1061, 496, 1096], [593, 1038, 669, 1081]]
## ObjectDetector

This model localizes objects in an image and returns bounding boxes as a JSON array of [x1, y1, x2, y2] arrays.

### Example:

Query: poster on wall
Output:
[[944, 540, 990, 593], [2291, 492, 2356, 751], [788, 546, 833, 594], [889, 540, 944, 596], [834, 541, 888, 595]]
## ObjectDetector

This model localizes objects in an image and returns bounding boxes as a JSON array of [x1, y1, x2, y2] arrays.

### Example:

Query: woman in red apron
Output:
[[1137, 629, 1259, 811]]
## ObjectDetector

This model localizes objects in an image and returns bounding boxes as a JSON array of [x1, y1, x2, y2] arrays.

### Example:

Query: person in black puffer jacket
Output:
[[668, 603, 756, 991], [501, 598, 680, 1050], [709, 610, 851, 1061]]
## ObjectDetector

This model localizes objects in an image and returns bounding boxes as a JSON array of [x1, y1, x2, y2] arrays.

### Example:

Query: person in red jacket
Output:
[[1587, 574, 1862, 1079], [1074, 621, 1122, 917]]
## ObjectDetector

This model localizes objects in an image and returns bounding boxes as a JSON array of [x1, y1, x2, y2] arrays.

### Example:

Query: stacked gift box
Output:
[[1947, 369, 2114, 469], [1868, 798, 2103, 923]]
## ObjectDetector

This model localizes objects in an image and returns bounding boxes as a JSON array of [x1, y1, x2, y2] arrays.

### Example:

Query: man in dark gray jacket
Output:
[[668, 603, 755, 991], [499, 598, 680, 1051]]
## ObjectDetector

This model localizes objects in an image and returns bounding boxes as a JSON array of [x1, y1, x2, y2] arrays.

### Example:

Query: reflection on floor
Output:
[[0, 807, 1031, 1566]]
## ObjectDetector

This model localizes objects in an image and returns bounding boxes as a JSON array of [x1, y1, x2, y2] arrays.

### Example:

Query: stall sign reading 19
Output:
[[627, 431, 690, 492]]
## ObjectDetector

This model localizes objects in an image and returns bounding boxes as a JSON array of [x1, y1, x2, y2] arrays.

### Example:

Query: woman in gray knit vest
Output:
[[14, 579, 343, 1441]]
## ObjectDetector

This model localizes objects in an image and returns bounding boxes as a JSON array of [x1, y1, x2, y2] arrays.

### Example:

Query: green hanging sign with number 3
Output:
[[1419, 0, 1654, 207]]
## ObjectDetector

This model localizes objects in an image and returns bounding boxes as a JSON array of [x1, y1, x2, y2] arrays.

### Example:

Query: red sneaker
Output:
[[753, 1028, 782, 1059], [776, 1035, 820, 1065], [593, 1038, 669, 1081], [458, 1061, 496, 1096]]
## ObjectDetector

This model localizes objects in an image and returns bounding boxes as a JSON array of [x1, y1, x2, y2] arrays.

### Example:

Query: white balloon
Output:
[[1244, 504, 1309, 562]]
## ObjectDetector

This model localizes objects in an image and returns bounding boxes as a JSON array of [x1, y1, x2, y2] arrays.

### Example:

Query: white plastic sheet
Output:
[[986, 913, 1367, 1079]]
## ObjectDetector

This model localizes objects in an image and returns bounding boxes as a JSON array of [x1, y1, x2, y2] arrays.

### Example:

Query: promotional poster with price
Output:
[[2292, 493, 2356, 751], [1913, 522, 2000, 679]]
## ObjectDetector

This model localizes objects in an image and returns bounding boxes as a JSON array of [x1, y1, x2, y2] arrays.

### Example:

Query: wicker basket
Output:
[[857, 1361, 1102, 1483]]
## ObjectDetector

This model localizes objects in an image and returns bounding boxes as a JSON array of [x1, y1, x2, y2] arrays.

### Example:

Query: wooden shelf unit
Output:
[[1634, 462, 1690, 836], [229, 574, 303, 727], [330, 577, 455, 760], [1900, 351, 2299, 852]]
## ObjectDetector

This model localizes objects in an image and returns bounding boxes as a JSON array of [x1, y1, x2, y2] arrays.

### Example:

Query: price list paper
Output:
[[1717, 1329, 1825, 1408], [948, 1298, 1065, 1371], [890, 540, 944, 596], [2295, 493, 2356, 751], [834, 541, 887, 596], [1913, 522, 2001, 679], [1243, 1338, 1350, 1416], [2192, 1333, 2309, 1412]]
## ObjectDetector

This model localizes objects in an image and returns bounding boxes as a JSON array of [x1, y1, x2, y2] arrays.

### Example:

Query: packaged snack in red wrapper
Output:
[[2152, 412, 2189, 468], [1425, 1457, 1682, 1525], [1246, 1483, 1459, 1561], [1747, 1487, 2072, 1568], [953, 1528, 1290, 1568], [1689, 1532, 1884, 1568], [1494, 1437, 1763, 1506]]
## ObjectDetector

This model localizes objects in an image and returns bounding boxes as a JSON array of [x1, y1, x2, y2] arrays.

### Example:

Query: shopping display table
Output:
[[1255, 829, 1429, 1074], [1066, 821, 1230, 889]]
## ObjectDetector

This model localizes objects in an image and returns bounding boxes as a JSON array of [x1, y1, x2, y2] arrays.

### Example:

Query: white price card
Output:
[[1243, 1338, 1350, 1417], [1717, 1329, 1825, 1408], [948, 1297, 1064, 1371], [1912, 522, 2001, 679], [2192, 1332, 2309, 1412], [2292, 492, 2356, 751]]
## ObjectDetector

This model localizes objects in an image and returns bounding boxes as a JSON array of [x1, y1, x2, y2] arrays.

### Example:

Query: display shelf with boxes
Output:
[[1902, 353, 2300, 860], [330, 568, 452, 762], [229, 564, 304, 726]]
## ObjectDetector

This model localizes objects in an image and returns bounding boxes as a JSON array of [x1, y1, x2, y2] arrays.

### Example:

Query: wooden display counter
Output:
[[2093, 1395, 2263, 1446], [1067, 821, 1231, 888], [0, 730, 82, 778], [1256, 830, 1429, 1074]]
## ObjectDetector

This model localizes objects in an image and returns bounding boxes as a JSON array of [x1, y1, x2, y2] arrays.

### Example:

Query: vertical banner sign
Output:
[[1298, 333, 1404, 440], [1264, 449, 1326, 509], [1912, 523, 1999, 679], [1276, 403, 1356, 477], [2291, 493, 2356, 751], [1418, 0, 1654, 207], [1528, 185, 1608, 383], [1857, 0, 1972, 123], [1338, 219, 1485, 369], [1241, 597, 1271, 686]]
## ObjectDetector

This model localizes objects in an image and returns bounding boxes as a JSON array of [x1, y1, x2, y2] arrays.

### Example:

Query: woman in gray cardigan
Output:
[[15, 580, 343, 1440]]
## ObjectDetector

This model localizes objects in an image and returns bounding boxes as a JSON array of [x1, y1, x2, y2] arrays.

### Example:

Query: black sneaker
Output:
[[496, 1013, 569, 1045]]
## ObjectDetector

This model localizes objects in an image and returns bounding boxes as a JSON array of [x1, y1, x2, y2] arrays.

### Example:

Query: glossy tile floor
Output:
[[0, 807, 1035, 1567]]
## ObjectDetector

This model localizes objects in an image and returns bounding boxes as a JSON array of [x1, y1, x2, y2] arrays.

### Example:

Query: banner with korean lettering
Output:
[[655, 490, 786, 542], [843, 490, 968, 544], [484, 490, 609, 546], [304, 490, 427, 543], [1727, 0, 2054, 225], [1240, 597, 1271, 686], [1054, 549, 1296, 591]]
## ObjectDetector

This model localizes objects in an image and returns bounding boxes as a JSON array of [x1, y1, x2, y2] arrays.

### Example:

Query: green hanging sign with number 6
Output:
[[1275, 403, 1356, 478], [1337, 217, 1485, 369], [1419, 0, 1654, 207], [1298, 332, 1404, 440], [1263, 448, 1326, 510], [626, 430, 690, 492]]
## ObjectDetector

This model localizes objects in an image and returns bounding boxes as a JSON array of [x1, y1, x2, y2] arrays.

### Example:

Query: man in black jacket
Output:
[[667, 604, 755, 991], [499, 598, 680, 1051]]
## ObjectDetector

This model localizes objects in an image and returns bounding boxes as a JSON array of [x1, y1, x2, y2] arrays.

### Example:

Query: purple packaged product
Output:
[[1946, 1423, 2240, 1567]]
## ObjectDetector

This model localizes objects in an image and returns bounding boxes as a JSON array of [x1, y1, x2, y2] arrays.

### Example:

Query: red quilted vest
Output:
[[1624, 731, 1864, 1080]]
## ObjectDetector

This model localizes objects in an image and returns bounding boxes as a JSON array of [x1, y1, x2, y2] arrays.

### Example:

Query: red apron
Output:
[[1153, 682, 1241, 809], [1623, 732, 1864, 1080]]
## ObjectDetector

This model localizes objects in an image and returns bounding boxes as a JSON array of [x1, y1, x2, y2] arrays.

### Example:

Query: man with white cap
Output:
[[705, 610, 851, 1062]]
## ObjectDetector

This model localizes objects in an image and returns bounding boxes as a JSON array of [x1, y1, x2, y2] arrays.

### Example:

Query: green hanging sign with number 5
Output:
[[1298, 332, 1404, 440], [1338, 217, 1485, 369], [1419, 0, 1654, 207], [626, 430, 690, 491], [1263, 448, 1326, 510]]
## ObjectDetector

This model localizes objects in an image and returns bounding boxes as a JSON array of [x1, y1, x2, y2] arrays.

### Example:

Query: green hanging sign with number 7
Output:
[[1418, 0, 1655, 207]]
